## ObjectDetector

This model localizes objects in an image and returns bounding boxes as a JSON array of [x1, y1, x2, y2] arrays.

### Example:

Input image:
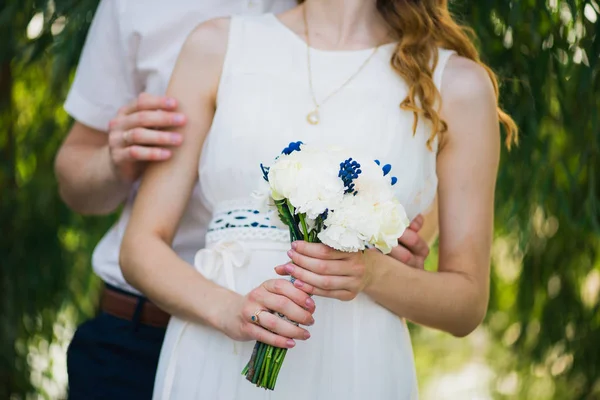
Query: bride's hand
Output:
[[220, 279, 316, 349], [274, 242, 379, 301]]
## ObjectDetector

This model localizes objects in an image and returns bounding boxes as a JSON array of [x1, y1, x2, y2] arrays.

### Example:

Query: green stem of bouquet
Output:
[[242, 201, 316, 390], [298, 213, 309, 241]]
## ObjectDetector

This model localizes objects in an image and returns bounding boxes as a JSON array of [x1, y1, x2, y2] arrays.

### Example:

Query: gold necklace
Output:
[[303, 6, 381, 125]]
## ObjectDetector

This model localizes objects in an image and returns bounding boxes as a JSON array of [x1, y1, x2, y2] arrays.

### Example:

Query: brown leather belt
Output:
[[100, 285, 170, 328]]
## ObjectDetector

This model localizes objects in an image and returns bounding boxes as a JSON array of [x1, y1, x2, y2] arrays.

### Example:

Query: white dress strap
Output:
[[215, 16, 242, 105], [433, 48, 456, 89]]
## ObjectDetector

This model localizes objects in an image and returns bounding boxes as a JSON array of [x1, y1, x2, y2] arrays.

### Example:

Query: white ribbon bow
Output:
[[161, 241, 249, 399], [194, 240, 249, 292]]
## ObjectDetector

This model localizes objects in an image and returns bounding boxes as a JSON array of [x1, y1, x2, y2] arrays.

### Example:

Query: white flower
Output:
[[352, 159, 395, 203], [318, 223, 366, 252], [368, 199, 410, 254], [318, 189, 409, 254], [262, 142, 408, 255], [267, 144, 345, 219], [317, 195, 371, 252]]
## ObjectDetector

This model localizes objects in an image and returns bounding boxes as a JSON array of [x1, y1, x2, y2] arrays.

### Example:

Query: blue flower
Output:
[[260, 163, 270, 182], [338, 158, 362, 195], [375, 159, 397, 186], [281, 141, 303, 155], [382, 164, 392, 176]]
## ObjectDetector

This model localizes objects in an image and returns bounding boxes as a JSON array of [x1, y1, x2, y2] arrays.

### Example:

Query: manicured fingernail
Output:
[[304, 331, 311, 339], [305, 297, 314, 308], [291, 242, 298, 250], [171, 133, 182, 144], [165, 98, 176, 107], [294, 279, 303, 288], [287, 249, 294, 258], [286, 340, 296, 348], [173, 114, 185, 124], [285, 264, 294, 274]]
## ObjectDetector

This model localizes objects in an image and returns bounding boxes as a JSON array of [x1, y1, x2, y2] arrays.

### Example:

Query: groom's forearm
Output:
[[55, 124, 131, 215], [364, 254, 487, 337]]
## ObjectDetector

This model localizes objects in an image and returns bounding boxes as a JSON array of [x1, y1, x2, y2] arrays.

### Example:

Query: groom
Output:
[[55, 0, 435, 398]]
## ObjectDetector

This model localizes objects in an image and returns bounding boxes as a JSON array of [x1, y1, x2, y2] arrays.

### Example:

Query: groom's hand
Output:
[[107, 92, 187, 183], [388, 214, 430, 269]]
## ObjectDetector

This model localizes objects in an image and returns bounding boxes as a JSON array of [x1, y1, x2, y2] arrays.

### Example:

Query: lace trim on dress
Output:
[[206, 199, 290, 244], [205, 227, 290, 244]]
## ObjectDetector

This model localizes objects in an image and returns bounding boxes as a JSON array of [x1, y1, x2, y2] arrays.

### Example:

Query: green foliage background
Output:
[[1, 0, 598, 398]]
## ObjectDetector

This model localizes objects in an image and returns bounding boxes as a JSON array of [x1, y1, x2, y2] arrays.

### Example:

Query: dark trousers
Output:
[[67, 286, 166, 399]]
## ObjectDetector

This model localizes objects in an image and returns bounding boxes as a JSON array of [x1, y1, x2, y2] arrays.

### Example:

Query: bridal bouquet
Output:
[[242, 141, 409, 390]]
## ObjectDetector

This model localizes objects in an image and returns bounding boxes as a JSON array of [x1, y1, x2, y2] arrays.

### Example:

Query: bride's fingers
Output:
[[280, 262, 352, 291], [290, 241, 347, 260], [245, 323, 297, 349], [293, 280, 356, 301], [258, 292, 315, 326], [256, 312, 311, 341], [261, 279, 316, 313], [285, 250, 349, 276]]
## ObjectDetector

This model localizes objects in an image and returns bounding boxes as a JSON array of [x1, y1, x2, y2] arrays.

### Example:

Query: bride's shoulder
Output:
[[178, 18, 231, 64], [437, 55, 499, 150], [170, 18, 231, 95], [439, 55, 496, 109]]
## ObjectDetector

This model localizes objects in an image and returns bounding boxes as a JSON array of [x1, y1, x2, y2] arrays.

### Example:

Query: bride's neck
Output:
[[302, 0, 390, 49]]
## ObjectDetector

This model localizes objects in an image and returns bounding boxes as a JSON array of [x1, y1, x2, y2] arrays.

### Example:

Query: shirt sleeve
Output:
[[64, 0, 137, 131]]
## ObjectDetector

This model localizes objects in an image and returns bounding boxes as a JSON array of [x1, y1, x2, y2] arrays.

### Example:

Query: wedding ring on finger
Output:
[[250, 309, 267, 325]]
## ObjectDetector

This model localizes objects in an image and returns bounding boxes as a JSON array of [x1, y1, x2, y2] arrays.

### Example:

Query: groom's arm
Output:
[[55, 0, 187, 215], [55, 97, 187, 215]]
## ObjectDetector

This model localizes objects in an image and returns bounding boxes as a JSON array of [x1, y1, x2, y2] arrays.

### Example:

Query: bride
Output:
[[120, 0, 517, 398]]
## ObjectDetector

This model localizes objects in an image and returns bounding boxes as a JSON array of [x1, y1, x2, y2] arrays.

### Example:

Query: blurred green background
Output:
[[1, 0, 599, 398]]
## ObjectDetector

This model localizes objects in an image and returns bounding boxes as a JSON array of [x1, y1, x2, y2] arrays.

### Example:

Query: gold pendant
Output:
[[306, 108, 320, 125]]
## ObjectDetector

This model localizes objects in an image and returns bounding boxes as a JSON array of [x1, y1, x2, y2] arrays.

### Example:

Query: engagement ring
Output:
[[251, 309, 266, 325]]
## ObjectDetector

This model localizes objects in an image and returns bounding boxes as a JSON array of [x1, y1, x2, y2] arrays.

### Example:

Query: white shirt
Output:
[[64, 0, 296, 294]]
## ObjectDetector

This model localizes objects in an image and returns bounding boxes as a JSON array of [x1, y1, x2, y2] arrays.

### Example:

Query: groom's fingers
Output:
[[410, 214, 425, 232], [397, 229, 429, 260], [388, 245, 421, 268], [115, 93, 178, 118]]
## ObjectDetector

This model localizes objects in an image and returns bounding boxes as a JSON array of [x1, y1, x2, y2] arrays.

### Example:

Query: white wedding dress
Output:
[[153, 14, 454, 400]]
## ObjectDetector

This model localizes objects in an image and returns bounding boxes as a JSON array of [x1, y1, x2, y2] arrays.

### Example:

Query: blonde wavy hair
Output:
[[299, 0, 518, 149]]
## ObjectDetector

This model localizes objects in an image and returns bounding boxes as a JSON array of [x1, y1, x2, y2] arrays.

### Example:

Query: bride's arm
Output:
[[120, 20, 314, 348], [277, 56, 499, 337], [363, 56, 499, 336], [120, 19, 223, 324]]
